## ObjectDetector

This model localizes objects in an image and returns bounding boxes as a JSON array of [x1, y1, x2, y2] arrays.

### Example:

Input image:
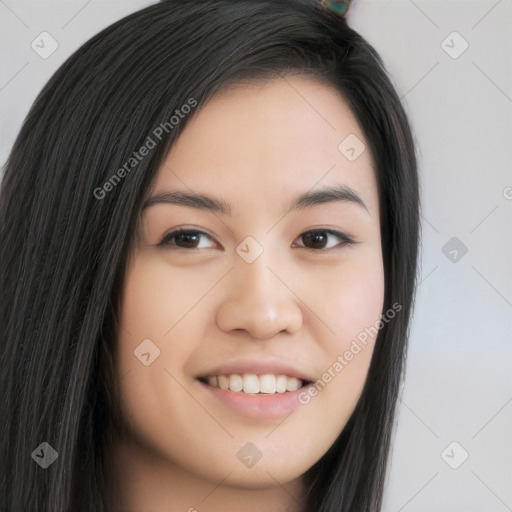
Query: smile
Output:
[[198, 373, 309, 394]]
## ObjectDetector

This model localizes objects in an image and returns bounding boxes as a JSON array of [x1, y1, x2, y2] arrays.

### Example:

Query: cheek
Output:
[[297, 248, 385, 347], [119, 252, 215, 339], [117, 252, 230, 388], [333, 255, 385, 341], [115, 254, 207, 427], [285, 247, 385, 446], [301, 249, 384, 409], [114, 256, 217, 471], [291, 294, 384, 465]]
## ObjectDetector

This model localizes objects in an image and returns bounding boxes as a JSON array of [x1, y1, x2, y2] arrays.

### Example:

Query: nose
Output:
[[215, 253, 303, 340]]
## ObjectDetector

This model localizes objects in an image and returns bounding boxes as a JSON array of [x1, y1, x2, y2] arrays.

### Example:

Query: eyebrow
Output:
[[142, 184, 369, 216]]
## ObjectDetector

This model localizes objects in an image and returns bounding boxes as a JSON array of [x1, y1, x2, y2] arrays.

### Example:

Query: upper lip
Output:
[[196, 358, 316, 382]]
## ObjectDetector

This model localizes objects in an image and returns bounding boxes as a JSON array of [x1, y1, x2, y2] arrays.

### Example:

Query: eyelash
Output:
[[157, 228, 355, 251]]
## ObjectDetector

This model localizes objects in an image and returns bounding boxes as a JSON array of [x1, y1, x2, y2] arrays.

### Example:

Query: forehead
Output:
[[149, 75, 378, 218]]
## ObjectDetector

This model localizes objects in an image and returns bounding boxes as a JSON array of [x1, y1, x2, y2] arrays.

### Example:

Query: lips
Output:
[[196, 376, 314, 419]]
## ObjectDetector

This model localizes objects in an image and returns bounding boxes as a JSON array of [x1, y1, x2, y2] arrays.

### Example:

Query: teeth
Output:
[[243, 374, 260, 394], [276, 375, 287, 393], [217, 375, 229, 390], [286, 377, 302, 391], [259, 374, 276, 394], [204, 373, 305, 394], [229, 374, 243, 392]]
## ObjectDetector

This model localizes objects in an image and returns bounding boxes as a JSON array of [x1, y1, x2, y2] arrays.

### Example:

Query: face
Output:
[[115, 75, 384, 495]]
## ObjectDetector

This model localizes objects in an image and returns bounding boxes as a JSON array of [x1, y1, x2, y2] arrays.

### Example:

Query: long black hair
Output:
[[0, 1, 420, 510]]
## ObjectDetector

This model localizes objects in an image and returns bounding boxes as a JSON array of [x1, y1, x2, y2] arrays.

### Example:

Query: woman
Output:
[[0, 0, 420, 510]]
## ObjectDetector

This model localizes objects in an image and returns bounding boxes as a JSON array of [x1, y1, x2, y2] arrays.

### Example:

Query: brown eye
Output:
[[296, 229, 354, 250], [158, 229, 216, 249]]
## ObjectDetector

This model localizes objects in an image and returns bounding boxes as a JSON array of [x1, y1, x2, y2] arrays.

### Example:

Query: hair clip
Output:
[[321, 0, 351, 16]]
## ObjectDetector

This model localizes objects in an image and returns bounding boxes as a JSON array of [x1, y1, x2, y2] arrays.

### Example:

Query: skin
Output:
[[109, 75, 384, 512]]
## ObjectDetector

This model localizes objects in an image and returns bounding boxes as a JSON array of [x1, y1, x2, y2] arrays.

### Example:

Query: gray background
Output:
[[1, 1, 511, 510]]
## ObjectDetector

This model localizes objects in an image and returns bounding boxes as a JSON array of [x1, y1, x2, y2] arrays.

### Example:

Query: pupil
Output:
[[177, 232, 198, 248], [304, 231, 326, 249]]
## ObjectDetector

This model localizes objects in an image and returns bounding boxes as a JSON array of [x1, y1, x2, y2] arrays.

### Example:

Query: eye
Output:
[[293, 229, 354, 250], [157, 228, 354, 251], [157, 229, 217, 250]]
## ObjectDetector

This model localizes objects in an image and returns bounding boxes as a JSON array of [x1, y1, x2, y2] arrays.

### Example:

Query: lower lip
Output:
[[197, 380, 311, 419]]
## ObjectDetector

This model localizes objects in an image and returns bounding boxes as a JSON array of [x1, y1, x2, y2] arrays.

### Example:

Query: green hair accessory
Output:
[[321, 0, 351, 16]]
